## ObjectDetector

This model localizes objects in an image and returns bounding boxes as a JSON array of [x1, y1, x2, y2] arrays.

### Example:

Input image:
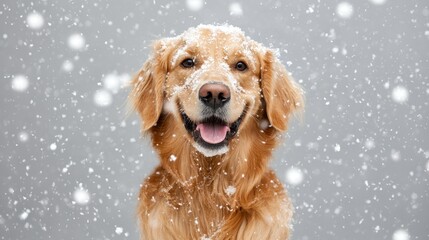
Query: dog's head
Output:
[[130, 25, 303, 157]]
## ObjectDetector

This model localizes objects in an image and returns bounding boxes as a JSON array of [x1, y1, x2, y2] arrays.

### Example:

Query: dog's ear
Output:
[[129, 39, 176, 131], [260, 50, 303, 131]]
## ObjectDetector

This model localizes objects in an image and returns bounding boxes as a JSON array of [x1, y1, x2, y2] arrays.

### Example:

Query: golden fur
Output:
[[129, 25, 303, 240]]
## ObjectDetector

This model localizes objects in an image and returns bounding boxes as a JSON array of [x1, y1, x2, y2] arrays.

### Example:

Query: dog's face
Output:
[[164, 27, 263, 156], [130, 25, 302, 157]]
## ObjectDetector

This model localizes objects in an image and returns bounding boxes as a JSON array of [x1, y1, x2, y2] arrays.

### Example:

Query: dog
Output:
[[129, 24, 303, 240]]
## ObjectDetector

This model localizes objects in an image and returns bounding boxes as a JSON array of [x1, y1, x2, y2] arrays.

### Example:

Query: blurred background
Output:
[[1, 0, 428, 239]]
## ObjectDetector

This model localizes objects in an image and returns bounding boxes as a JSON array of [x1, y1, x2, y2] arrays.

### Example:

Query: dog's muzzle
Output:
[[180, 82, 245, 155]]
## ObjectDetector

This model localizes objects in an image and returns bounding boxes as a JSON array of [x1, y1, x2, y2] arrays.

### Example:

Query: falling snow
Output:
[[334, 143, 341, 152], [391, 149, 401, 162], [285, 167, 304, 186], [115, 226, 124, 235], [259, 119, 270, 130], [186, 0, 204, 11], [73, 188, 90, 205], [169, 154, 177, 162], [18, 131, 29, 142], [391, 85, 409, 104], [229, 3, 243, 16], [364, 138, 375, 150], [61, 60, 74, 72], [49, 143, 57, 151], [93, 89, 113, 107], [102, 72, 130, 94], [225, 185, 236, 196], [19, 210, 30, 221], [392, 229, 410, 240], [67, 33, 86, 51], [336, 2, 354, 19], [26, 12, 44, 30], [369, 0, 388, 5], [11, 75, 29, 92]]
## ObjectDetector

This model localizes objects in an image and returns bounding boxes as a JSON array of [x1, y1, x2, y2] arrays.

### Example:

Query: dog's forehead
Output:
[[180, 25, 252, 54], [182, 25, 246, 43], [168, 25, 265, 68]]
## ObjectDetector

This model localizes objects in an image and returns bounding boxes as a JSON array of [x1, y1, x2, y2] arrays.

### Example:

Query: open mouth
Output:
[[180, 111, 245, 151]]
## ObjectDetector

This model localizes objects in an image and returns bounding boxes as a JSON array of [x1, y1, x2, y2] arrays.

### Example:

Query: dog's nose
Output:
[[199, 83, 231, 109]]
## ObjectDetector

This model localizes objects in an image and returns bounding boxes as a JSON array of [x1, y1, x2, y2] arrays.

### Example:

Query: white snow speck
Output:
[[225, 185, 236, 196], [26, 12, 44, 30], [61, 60, 74, 72], [334, 206, 342, 215], [306, 5, 315, 14], [103, 74, 121, 93], [229, 2, 243, 16], [384, 81, 390, 89], [19, 210, 30, 220], [365, 138, 375, 150], [375, 225, 380, 232], [18, 131, 29, 142], [163, 100, 175, 114], [285, 167, 304, 186], [11, 75, 29, 92], [169, 155, 177, 162], [391, 85, 409, 104], [259, 119, 269, 130], [93, 89, 112, 107], [341, 47, 348, 55], [425, 160, 429, 172], [334, 144, 341, 152], [49, 143, 57, 151], [336, 2, 354, 19], [186, 0, 204, 11], [102, 72, 130, 94], [115, 227, 123, 235], [391, 149, 401, 162], [73, 188, 90, 205], [369, 0, 388, 5], [68, 33, 86, 51], [392, 229, 410, 240]]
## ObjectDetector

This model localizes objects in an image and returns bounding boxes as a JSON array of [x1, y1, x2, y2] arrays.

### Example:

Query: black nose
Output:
[[199, 83, 231, 109]]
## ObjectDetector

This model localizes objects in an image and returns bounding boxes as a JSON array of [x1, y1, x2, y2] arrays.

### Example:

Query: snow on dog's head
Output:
[[130, 24, 303, 157]]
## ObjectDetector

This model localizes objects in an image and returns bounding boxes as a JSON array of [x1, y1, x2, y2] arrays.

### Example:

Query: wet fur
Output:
[[129, 25, 303, 240]]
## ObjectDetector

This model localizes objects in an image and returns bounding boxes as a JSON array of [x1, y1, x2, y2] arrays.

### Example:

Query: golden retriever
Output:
[[129, 24, 303, 240]]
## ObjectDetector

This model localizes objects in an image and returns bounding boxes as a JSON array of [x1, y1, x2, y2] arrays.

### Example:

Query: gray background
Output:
[[1, 0, 428, 239]]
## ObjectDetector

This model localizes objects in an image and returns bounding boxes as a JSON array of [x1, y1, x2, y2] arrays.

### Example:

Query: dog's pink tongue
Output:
[[196, 123, 229, 144]]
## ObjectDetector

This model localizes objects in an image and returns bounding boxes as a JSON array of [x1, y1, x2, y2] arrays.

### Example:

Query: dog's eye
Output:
[[181, 58, 195, 68], [235, 61, 247, 71]]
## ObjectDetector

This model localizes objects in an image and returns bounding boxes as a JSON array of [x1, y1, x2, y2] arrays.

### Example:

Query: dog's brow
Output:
[[171, 45, 198, 66], [226, 48, 257, 69]]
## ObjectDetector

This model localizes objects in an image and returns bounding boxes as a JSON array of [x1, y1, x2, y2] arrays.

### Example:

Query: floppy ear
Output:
[[260, 50, 303, 131], [129, 39, 175, 131]]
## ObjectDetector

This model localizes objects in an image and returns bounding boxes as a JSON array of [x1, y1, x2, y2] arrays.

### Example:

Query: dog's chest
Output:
[[152, 180, 236, 237]]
